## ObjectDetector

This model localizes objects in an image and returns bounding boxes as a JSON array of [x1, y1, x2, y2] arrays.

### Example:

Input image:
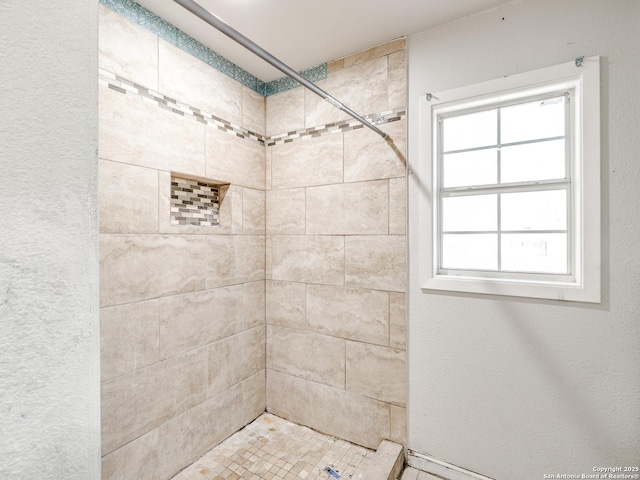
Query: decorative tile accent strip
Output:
[[100, 69, 405, 147], [99, 0, 326, 96], [171, 176, 220, 226], [264, 108, 407, 147]]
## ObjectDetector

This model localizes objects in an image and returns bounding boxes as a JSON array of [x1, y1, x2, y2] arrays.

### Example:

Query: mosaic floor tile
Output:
[[171, 413, 373, 480]]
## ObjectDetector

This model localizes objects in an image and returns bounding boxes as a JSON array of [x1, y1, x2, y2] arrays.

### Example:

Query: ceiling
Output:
[[136, 0, 510, 82]]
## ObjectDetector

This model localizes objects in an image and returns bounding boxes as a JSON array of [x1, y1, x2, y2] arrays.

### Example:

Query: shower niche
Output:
[[169, 173, 230, 228]]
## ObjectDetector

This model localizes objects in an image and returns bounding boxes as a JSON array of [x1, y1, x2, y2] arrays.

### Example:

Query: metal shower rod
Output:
[[172, 0, 390, 140]]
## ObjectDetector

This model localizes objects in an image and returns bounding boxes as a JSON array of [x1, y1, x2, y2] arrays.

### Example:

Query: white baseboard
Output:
[[406, 450, 496, 480]]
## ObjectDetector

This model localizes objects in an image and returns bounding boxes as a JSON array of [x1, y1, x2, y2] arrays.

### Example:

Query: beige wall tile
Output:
[[306, 180, 389, 235], [346, 342, 406, 406], [266, 87, 305, 137], [206, 235, 265, 288], [265, 235, 273, 280], [266, 188, 305, 235], [266, 370, 307, 426], [265, 147, 272, 190], [326, 58, 344, 74], [389, 177, 407, 235], [271, 235, 344, 285], [344, 235, 406, 292], [271, 135, 343, 189], [389, 292, 406, 350], [270, 326, 345, 388], [306, 57, 388, 127], [342, 38, 406, 69], [243, 280, 265, 330], [101, 349, 207, 455], [390, 405, 406, 445], [159, 40, 242, 126], [206, 125, 265, 190], [158, 286, 243, 360], [307, 285, 389, 346], [305, 381, 390, 450], [242, 188, 266, 234], [266, 325, 273, 369], [99, 86, 206, 175], [243, 371, 266, 425], [266, 280, 306, 330], [242, 87, 265, 136], [99, 5, 158, 90], [158, 383, 244, 480], [207, 326, 265, 398], [388, 50, 407, 110], [100, 234, 206, 307], [101, 428, 158, 480], [99, 159, 158, 234], [344, 120, 406, 182], [100, 300, 159, 381]]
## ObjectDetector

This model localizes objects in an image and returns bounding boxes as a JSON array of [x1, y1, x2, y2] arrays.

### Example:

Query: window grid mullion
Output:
[[497, 107, 502, 271]]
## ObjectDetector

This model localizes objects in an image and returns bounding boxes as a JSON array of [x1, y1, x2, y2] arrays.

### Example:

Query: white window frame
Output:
[[419, 57, 600, 302]]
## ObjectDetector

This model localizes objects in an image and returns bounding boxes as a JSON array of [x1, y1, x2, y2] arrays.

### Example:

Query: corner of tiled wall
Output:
[[264, 38, 407, 450]]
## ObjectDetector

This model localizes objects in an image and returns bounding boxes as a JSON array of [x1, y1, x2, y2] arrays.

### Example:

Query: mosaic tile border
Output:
[[99, 0, 327, 96], [171, 176, 220, 226], [100, 68, 406, 148]]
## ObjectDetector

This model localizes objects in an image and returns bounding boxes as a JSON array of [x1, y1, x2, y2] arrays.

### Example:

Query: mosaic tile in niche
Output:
[[170, 176, 221, 227]]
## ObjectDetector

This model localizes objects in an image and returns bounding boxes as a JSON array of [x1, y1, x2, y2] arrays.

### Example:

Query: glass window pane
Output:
[[501, 139, 566, 183], [442, 195, 497, 232], [443, 149, 498, 187], [501, 96, 565, 144], [443, 109, 497, 152], [501, 190, 567, 231], [442, 234, 498, 270], [501, 233, 567, 274]]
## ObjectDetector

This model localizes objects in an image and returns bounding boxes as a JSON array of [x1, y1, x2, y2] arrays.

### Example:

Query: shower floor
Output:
[[170, 413, 374, 480]]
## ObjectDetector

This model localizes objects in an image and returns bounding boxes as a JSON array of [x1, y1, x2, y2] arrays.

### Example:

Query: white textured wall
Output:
[[407, 0, 640, 478], [0, 2, 100, 479]]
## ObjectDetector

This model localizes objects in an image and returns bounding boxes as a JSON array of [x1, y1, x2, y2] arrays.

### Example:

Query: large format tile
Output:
[[99, 4, 158, 90], [346, 342, 406, 406], [242, 187, 266, 234], [101, 348, 207, 455], [271, 135, 343, 189], [243, 280, 265, 330], [389, 292, 406, 349], [306, 180, 389, 235], [266, 188, 306, 235], [389, 177, 407, 235], [99, 159, 158, 234], [344, 235, 406, 292], [343, 38, 406, 69], [388, 50, 407, 110], [242, 371, 266, 426], [266, 370, 307, 426], [206, 235, 265, 288], [99, 86, 206, 175], [305, 381, 390, 450], [270, 326, 345, 388], [266, 280, 306, 330], [101, 428, 159, 480], [242, 86, 265, 136], [205, 125, 265, 190], [306, 57, 388, 127], [266, 87, 305, 137], [100, 299, 159, 381], [158, 383, 244, 480], [344, 120, 407, 183], [206, 326, 265, 398], [158, 286, 243, 359], [390, 405, 407, 445], [307, 285, 389, 345], [100, 234, 206, 307], [159, 40, 242, 126], [271, 235, 344, 285]]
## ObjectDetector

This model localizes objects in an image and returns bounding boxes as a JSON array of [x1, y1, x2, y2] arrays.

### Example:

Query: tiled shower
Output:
[[98, 1, 407, 478]]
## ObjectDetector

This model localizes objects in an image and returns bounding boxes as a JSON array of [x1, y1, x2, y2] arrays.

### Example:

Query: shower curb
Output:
[[363, 439, 405, 480]]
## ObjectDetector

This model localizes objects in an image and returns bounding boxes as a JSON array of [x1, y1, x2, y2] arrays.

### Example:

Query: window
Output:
[[419, 57, 600, 302]]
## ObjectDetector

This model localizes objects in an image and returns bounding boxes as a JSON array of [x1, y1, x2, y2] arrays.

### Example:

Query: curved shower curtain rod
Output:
[[172, 0, 390, 140]]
